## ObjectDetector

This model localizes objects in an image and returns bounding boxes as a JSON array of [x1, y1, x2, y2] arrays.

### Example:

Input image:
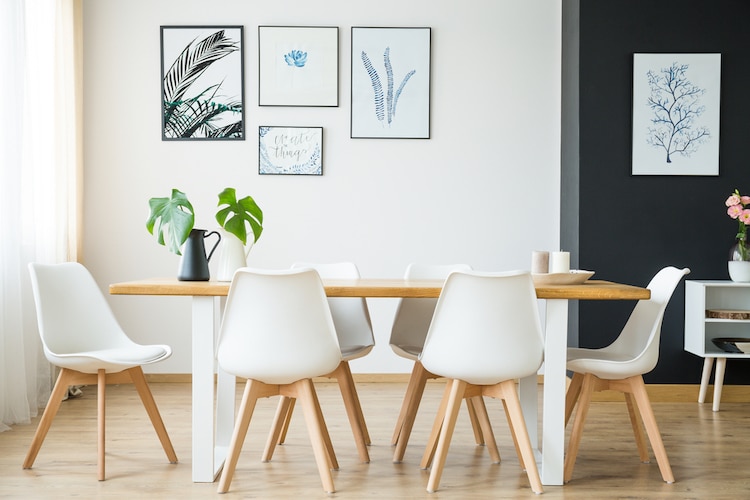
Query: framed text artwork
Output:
[[631, 53, 721, 175], [258, 26, 339, 106], [259, 126, 323, 175], [351, 27, 431, 139], [160, 26, 244, 140]]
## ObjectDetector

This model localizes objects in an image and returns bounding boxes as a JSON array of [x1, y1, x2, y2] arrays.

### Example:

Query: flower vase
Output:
[[728, 238, 750, 282]]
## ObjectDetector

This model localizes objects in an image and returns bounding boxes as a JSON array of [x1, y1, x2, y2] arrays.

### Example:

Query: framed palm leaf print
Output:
[[161, 26, 245, 140]]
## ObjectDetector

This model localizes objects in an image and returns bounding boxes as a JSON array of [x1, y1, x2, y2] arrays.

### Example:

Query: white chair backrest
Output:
[[291, 262, 374, 351], [606, 266, 690, 373], [419, 270, 544, 386], [28, 262, 132, 357], [389, 263, 472, 356], [217, 267, 342, 385]]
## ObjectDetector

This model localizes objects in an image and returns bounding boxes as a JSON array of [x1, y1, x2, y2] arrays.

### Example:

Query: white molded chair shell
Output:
[[417, 270, 545, 494], [292, 262, 374, 360], [28, 262, 171, 373], [217, 267, 342, 385], [25, 262, 177, 480], [420, 270, 544, 385], [390, 263, 472, 360], [567, 266, 691, 379]]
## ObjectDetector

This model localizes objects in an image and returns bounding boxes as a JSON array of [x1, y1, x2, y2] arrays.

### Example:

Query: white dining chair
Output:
[[216, 267, 343, 494], [388, 263, 492, 463], [563, 266, 690, 484], [419, 270, 544, 494], [264, 262, 374, 464], [24, 262, 177, 481]]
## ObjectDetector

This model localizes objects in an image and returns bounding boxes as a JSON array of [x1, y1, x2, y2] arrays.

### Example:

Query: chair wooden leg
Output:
[[495, 380, 543, 494], [271, 396, 295, 445], [471, 396, 500, 463], [465, 396, 485, 445], [294, 379, 336, 493], [565, 372, 584, 426], [420, 381, 452, 469], [564, 373, 596, 483], [331, 362, 370, 463], [305, 379, 338, 471], [392, 362, 433, 462], [426, 379, 466, 493], [501, 399, 525, 469], [263, 396, 293, 462], [97, 369, 106, 481], [628, 376, 675, 483], [623, 392, 650, 463], [127, 367, 178, 464], [23, 368, 75, 469], [217, 380, 267, 494]]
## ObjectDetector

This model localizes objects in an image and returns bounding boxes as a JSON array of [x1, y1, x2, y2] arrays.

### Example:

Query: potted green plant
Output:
[[146, 188, 263, 280]]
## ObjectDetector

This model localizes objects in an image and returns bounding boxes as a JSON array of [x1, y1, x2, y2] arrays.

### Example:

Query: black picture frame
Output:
[[160, 25, 245, 140], [259, 126, 323, 175]]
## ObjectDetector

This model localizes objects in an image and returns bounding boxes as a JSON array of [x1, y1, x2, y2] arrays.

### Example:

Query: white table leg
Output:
[[541, 299, 567, 485], [191, 295, 221, 482]]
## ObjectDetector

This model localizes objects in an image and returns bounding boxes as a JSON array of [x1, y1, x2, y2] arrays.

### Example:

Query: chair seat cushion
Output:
[[51, 344, 171, 372], [340, 344, 374, 361], [390, 344, 421, 360]]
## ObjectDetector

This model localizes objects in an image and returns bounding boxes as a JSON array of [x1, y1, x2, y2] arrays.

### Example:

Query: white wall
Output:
[[81, 0, 562, 373]]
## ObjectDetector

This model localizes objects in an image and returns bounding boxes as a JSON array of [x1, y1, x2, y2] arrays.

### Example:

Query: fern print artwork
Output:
[[351, 27, 431, 139], [361, 48, 416, 127], [161, 26, 244, 140]]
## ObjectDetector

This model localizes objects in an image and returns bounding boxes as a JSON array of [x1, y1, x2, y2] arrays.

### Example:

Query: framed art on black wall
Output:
[[631, 53, 721, 175]]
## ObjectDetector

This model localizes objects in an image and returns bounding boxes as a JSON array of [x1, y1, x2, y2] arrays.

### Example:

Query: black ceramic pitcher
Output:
[[178, 228, 221, 281]]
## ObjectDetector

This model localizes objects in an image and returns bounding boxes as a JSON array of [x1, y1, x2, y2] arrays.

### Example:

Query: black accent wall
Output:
[[565, 0, 750, 383]]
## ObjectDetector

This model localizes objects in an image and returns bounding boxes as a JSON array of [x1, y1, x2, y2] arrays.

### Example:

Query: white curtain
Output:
[[0, 0, 82, 431]]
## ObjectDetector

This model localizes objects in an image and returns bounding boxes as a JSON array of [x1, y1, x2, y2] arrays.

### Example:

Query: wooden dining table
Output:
[[109, 277, 649, 485]]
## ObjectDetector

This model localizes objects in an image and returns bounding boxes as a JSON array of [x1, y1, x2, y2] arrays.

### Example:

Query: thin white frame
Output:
[[160, 26, 244, 140], [259, 126, 323, 175], [351, 27, 431, 139], [631, 53, 721, 175], [258, 26, 339, 107]]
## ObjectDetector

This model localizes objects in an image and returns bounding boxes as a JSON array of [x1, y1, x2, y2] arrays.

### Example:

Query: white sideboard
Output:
[[684, 280, 750, 411]]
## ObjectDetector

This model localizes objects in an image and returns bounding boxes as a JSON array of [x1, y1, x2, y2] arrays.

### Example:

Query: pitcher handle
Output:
[[204, 230, 222, 262]]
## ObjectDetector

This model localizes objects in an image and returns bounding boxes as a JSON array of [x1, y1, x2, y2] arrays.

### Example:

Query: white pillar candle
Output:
[[550, 251, 570, 274], [531, 251, 549, 274]]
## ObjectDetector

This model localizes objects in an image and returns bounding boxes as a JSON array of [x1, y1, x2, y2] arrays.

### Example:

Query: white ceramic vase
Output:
[[215, 229, 253, 281], [728, 261, 750, 282]]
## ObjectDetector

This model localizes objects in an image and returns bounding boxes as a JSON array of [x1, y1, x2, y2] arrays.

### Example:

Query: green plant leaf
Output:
[[215, 187, 263, 245], [146, 189, 195, 255]]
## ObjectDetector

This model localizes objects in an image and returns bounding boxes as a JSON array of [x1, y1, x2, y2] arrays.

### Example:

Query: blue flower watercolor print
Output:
[[284, 50, 307, 67], [361, 47, 415, 127]]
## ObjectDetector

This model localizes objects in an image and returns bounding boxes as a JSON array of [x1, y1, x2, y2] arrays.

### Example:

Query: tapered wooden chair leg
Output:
[[23, 369, 74, 469], [426, 380, 466, 493], [128, 367, 177, 463], [629, 376, 675, 483]]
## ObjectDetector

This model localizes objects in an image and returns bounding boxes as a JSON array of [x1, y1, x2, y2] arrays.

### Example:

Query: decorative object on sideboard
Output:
[[146, 188, 263, 281], [725, 189, 750, 282]]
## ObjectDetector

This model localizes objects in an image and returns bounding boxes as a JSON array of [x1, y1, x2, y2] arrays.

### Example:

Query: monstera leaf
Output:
[[146, 189, 195, 255], [215, 187, 263, 245]]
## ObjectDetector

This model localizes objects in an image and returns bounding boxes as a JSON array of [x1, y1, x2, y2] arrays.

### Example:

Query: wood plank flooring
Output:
[[1, 380, 749, 499]]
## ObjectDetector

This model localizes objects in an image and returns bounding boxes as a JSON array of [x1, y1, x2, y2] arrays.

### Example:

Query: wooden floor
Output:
[[1, 380, 749, 499]]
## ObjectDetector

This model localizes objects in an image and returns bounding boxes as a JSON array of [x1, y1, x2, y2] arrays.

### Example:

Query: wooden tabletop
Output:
[[109, 278, 650, 301]]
